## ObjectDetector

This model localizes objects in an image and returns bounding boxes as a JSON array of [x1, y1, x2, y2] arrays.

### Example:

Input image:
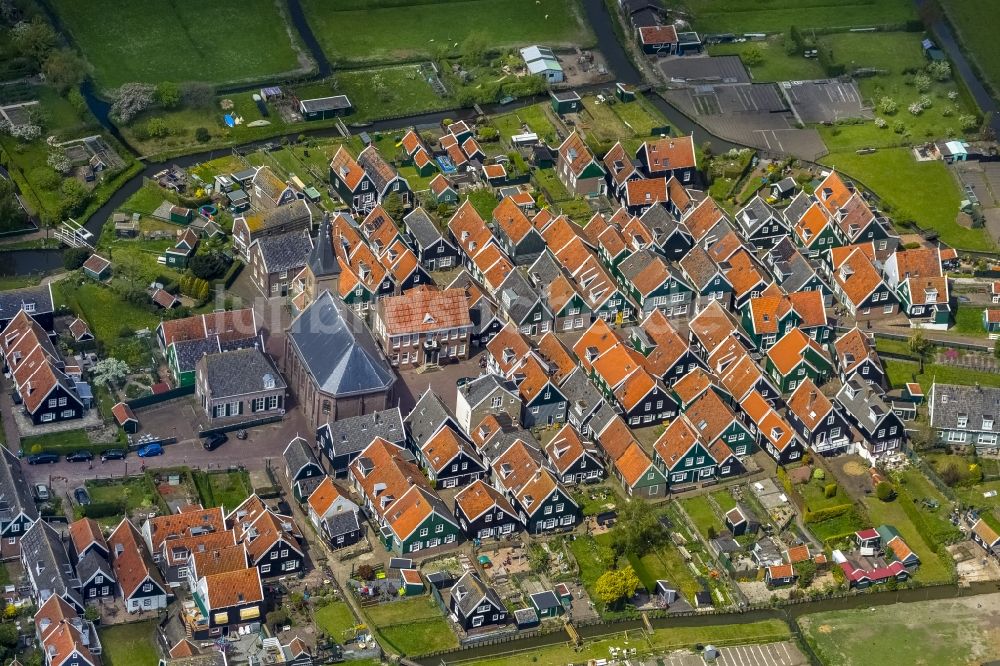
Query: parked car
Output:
[[101, 449, 126, 461], [34, 484, 50, 501], [27, 453, 59, 465], [456, 376, 476, 388], [73, 487, 91, 506], [202, 432, 228, 451], [65, 451, 94, 463], [137, 443, 163, 457]]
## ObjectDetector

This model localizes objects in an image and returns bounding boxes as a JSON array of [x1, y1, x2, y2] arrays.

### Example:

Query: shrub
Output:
[[356, 564, 375, 580], [959, 114, 979, 131], [145, 118, 170, 138], [874, 117, 888, 128], [63, 247, 90, 270], [908, 102, 924, 116], [876, 481, 896, 502], [914, 73, 931, 92], [742, 45, 764, 67], [189, 253, 227, 280], [892, 120, 906, 134], [877, 97, 898, 115], [812, 468, 825, 482], [195, 127, 211, 143], [824, 483, 838, 499], [266, 609, 289, 628], [928, 61, 951, 81]]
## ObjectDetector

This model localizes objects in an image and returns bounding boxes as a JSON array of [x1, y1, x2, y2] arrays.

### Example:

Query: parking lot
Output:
[[781, 80, 872, 123], [652, 641, 808, 666]]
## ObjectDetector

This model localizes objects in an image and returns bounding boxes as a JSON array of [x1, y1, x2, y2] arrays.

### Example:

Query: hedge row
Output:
[[803, 503, 853, 524]]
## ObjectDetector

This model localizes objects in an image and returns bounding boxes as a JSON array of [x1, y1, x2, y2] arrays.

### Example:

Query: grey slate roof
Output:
[[256, 231, 313, 274], [405, 389, 458, 448], [173, 336, 223, 375], [21, 520, 82, 609], [319, 407, 405, 459], [930, 383, 1000, 434], [639, 204, 682, 243], [460, 374, 517, 409], [308, 214, 340, 278], [0, 284, 53, 322], [324, 509, 360, 538], [258, 198, 312, 231], [404, 207, 447, 249], [561, 367, 604, 423], [835, 373, 892, 434], [782, 191, 814, 227], [526, 252, 563, 287], [736, 195, 780, 236], [76, 549, 115, 587], [358, 147, 398, 193], [618, 248, 669, 290], [0, 446, 37, 525], [497, 269, 542, 325], [587, 403, 620, 440], [469, 297, 501, 337], [283, 437, 319, 478], [201, 347, 285, 399], [453, 571, 505, 618], [287, 290, 395, 397]]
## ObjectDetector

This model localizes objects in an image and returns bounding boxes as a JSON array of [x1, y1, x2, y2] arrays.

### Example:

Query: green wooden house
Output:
[[652, 418, 719, 486], [985, 309, 1000, 335], [381, 487, 462, 555], [81, 254, 111, 281], [550, 90, 582, 115], [765, 328, 834, 394]]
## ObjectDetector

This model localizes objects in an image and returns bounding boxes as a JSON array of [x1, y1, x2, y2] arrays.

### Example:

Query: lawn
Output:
[[533, 166, 572, 202], [52, 0, 302, 89], [807, 508, 867, 543], [684, 0, 914, 33], [314, 601, 359, 642], [862, 491, 952, 583], [796, 477, 852, 513], [800, 596, 996, 666], [120, 182, 176, 217], [100, 621, 159, 666], [816, 32, 979, 153], [52, 279, 161, 346], [578, 96, 633, 146], [21, 429, 91, 455], [609, 94, 671, 137], [86, 477, 160, 512], [469, 620, 791, 666], [679, 495, 723, 540], [626, 545, 701, 602], [492, 103, 559, 144], [711, 490, 737, 513], [300, 0, 593, 65], [334, 66, 448, 122], [941, 0, 1000, 98], [820, 148, 992, 252], [952, 303, 988, 337], [193, 470, 251, 510], [708, 39, 825, 83], [885, 359, 1000, 392], [571, 482, 621, 517], [365, 596, 456, 657], [377, 617, 458, 657]]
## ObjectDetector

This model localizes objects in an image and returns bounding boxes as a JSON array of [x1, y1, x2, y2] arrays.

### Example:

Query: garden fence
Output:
[[127, 384, 195, 409]]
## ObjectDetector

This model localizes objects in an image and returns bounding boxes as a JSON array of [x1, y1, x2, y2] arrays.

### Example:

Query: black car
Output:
[[27, 453, 59, 465], [65, 451, 94, 463], [101, 449, 126, 461], [202, 432, 228, 451], [73, 487, 91, 506]]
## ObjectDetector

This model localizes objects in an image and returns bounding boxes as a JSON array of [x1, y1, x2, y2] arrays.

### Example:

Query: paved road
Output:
[[918, 0, 1000, 136]]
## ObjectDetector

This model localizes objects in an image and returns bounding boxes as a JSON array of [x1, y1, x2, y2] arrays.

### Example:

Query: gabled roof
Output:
[[682, 196, 726, 242], [307, 477, 349, 517], [594, 407, 639, 461], [618, 248, 675, 297], [493, 196, 534, 243], [429, 174, 456, 197], [536, 332, 576, 385], [742, 391, 797, 451], [688, 300, 741, 355], [287, 291, 395, 397], [786, 378, 833, 430], [405, 388, 459, 448], [159, 308, 258, 347], [147, 505, 226, 553], [603, 141, 637, 187], [358, 144, 403, 193], [814, 170, 854, 213], [654, 416, 702, 467], [544, 424, 593, 474], [684, 389, 739, 443], [487, 322, 532, 376], [318, 406, 405, 459], [421, 425, 477, 473], [68, 517, 107, 558], [831, 328, 878, 375], [200, 567, 263, 610], [614, 442, 657, 487], [831, 244, 885, 306], [379, 287, 470, 336], [638, 24, 679, 45], [639, 134, 695, 170], [638, 309, 692, 376], [109, 519, 165, 598], [624, 177, 669, 208], [493, 439, 546, 492], [766, 327, 830, 376], [330, 146, 366, 191], [557, 131, 601, 178], [679, 245, 724, 291], [614, 366, 661, 411], [572, 318, 621, 373], [454, 479, 516, 522], [671, 367, 717, 406]]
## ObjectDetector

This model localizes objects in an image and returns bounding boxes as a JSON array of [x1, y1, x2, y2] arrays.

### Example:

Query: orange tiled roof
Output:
[[68, 518, 106, 557], [639, 310, 689, 375], [683, 196, 726, 242], [190, 544, 248, 578], [895, 247, 943, 279], [486, 322, 532, 375], [455, 479, 514, 521], [742, 390, 796, 451], [379, 287, 470, 336], [614, 442, 655, 487], [596, 413, 639, 461], [592, 343, 646, 389], [202, 567, 263, 609], [421, 426, 468, 473], [672, 367, 715, 405], [767, 327, 828, 376], [330, 146, 365, 190], [785, 544, 811, 564], [307, 477, 345, 517], [794, 202, 831, 245], [148, 505, 225, 552], [639, 24, 679, 45], [536, 332, 576, 384], [640, 134, 694, 170], [786, 378, 831, 429], [685, 390, 737, 443], [614, 367, 659, 411], [654, 417, 700, 467], [815, 171, 854, 213], [545, 424, 590, 474], [558, 131, 597, 177], [109, 519, 164, 598], [494, 196, 533, 243]]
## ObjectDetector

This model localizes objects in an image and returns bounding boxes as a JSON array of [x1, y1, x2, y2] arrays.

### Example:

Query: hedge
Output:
[[80, 500, 126, 519], [803, 503, 853, 524]]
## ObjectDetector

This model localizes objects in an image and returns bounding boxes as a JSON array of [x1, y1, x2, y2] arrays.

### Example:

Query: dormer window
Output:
[[985, 417, 995, 430], [957, 414, 968, 428]]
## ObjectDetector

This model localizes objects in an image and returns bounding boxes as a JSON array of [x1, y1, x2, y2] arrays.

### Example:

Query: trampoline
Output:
[[435, 155, 457, 174], [199, 205, 218, 218], [224, 114, 235, 128]]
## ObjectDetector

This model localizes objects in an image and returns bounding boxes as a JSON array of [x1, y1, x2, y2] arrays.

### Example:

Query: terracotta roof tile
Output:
[[68, 518, 106, 557], [544, 424, 590, 474], [455, 479, 515, 521], [615, 442, 655, 487], [683, 196, 726, 242], [572, 318, 621, 372], [834, 327, 877, 375], [330, 146, 365, 190], [815, 171, 854, 213], [684, 390, 737, 443], [742, 391, 796, 451], [379, 287, 469, 336], [786, 378, 831, 429], [640, 134, 694, 170], [307, 477, 346, 517], [203, 567, 263, 609], [109, 519, 164, 598], [596, 413, 638, 461], [614, 367, 659, 411], [494, 196, 534, 243], [639, 24, 679, 45], [536, 332, 576, 384], [654, 417, 700, 467], [558, 131, 598, 177], [625, 178, 669, 207], [486, 322, 532, 375]]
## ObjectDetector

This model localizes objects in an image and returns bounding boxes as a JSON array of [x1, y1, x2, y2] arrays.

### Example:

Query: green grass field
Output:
[[820, 148, 992, 252], [816, 32, 978, 153], [800, 596, 996, 666], [86, 477, 160, 512], [193, 470, 251, 509], [626, 545, 701, 602], [53, 280, 161, 346], [314, 601, 359, 642], [100, 621, 159, 666], [797, 478, 853, 512], [952, 304, 987, 336], [941, 0, 1000, 98], [708, 39, 825, 82], [492, 103, 559, 144], [52, 0, 302, 88], [469, 621, 791, 666], [885, 359, 1000, 392], [862, 490, 952, 583], [300, 0, 593, 65], [365, 596, 456, 657], [807, 508, 867, 543], [679, 495, 724, 540], [683, 0, 915, 33]]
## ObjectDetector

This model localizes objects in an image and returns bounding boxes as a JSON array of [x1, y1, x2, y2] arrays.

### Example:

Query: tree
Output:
[[189, 253, 226, 280], [110, 83, 156, 124], [0, 178, 26, 230], [461, 31, 488, 65], [63, 247, 90, 270], [742, 45, 765, 67], [528, 543, 550, 573], [59, 178, 89, 217], [47, 147, 71, 174], [0, 622, 16, 648], [382, 192, 404, 222], [876, 480, 896, 502], [928, 60, 951, 81], [11, 18, 57, 64], [110, 338, 148, 369], [156, 81, 181, 108], [91, 357, 130, 388], [908, 331, 933, 374], [995, 338, 1000, 360], [181, 82, 216, 108], [594, 567, 640, 608], [145, 118, 170, 138], [959, 114, 979, 131], [266, 609, 289, 628], [83, 606, 100, 622], [878, 97, 898, 115], [43, 48, 87, 94], [795, 560, 817, 588], [195, 127, 211, 143], [611, 499, 664, 558]]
